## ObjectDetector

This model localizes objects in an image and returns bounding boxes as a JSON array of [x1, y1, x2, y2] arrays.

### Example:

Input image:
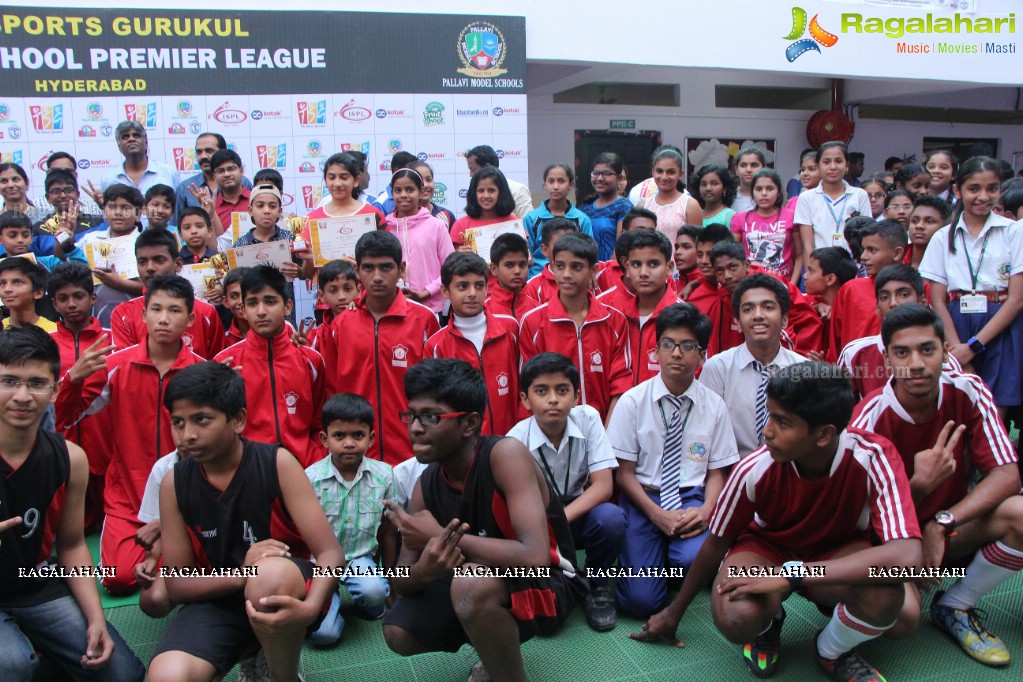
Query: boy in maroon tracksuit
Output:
[[214, 265, 325, 467]]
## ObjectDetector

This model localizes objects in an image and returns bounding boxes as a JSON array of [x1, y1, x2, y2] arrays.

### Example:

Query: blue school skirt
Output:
[[950, 299, 1023, 406]]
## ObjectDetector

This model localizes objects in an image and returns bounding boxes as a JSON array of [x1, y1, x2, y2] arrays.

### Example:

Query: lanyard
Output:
[[824, 193, 849, 234], [535, 424, 573, 501], [657, 396, 694, 439], [961, 229, 991, 292]]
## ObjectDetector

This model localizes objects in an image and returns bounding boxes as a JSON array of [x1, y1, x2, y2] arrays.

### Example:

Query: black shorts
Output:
[[151, 558, 316, 673], [383, 568, 584, 653]]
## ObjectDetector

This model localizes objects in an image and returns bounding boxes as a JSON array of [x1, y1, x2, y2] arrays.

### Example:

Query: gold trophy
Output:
[[94, 242, 112, 269], [288, 216, 307, 252], [209, 252, 230, 280], [38, 214, 77, 251], [202, 274, 218, 293]]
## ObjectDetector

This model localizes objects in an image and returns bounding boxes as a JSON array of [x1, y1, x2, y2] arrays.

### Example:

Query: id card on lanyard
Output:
[[824, 193, 849, 245], [961, 230, 991, 314]]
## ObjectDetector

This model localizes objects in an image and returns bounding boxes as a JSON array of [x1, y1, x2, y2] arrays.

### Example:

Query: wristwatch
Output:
[[967, 337, 986, 355], [934, 510, 956, 535], [781, 560, 805, 590]]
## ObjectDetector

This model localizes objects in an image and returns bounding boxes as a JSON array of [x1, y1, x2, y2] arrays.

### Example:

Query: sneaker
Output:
[[236, 650, 270, 682], [815, 644, 888, 682], [583, 586, 617, 632], [931, 590, 1010, 667], [306, 592, 344, 648], [467, 660, 493, 682], [742, 608, 784, 678]]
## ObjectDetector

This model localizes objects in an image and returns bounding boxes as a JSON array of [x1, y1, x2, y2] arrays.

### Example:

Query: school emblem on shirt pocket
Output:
[[686, 437, 709, 463], [998, 262, 1010, 282], [646, 347, 660, 372], [589, 350, 603, 373], [496, 372, 510, 396], [392, 344, 409, 367], [285, 391, 299, 415]]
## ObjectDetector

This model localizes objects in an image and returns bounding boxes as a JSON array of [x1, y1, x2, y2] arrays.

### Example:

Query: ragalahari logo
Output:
[[257, 144, 287, 168], [784, 7, 839, 61], [30, 105, 63, 131]]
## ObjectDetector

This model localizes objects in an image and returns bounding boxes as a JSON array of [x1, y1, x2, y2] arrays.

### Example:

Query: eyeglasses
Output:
[[657, 339, 702, 355], [47, 187, 77, 197], [398, 410, 469, 427], [867, 193, 886, 201], [590, 171, 617, 179], [213, 165, 240, 176], [0, 377, 56, 395]]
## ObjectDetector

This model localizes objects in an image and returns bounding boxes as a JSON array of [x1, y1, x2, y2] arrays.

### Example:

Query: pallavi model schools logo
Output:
[[457, 22, 507, 77], [784, 7, 839, 62]]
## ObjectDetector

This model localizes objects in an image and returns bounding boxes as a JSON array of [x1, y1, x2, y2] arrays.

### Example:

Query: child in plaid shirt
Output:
[[305, 393, 398, 645]]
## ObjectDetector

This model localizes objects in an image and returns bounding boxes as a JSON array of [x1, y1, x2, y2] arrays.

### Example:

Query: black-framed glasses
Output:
[[398, 410, 469, 427], [590, 170, 617, 179], [657, 339, 702, 355], [47, 187, 78, 197]]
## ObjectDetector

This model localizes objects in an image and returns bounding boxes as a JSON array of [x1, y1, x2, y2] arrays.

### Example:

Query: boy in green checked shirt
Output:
[[305, 393, 397, 646]]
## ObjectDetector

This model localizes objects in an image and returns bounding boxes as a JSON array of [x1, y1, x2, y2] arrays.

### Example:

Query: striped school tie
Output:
[[660, 394, 686, 510], [752, 361, 771, 443]]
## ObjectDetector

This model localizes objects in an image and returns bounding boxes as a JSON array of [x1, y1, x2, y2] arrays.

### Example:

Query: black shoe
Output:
[[742, 608, 785, 678], [584, 586, 617, 632]]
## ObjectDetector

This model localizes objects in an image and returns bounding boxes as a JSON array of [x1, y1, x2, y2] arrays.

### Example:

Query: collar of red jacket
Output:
[[354, 288, 412, 318], [127, 335, 197, 370], [56, 316, 105, 340], [445, 309, 513, 342], [545, 290, 609, 324], [488, 282, 530, 306], [243, 325, 294, 353]]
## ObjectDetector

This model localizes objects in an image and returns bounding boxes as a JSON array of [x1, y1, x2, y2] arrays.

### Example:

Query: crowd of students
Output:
[[1, 123, 1022, 682]]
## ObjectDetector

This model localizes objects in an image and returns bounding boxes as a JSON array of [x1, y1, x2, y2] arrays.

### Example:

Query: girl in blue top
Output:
[[523, 164, 593, 276], [579, 152, 633, 262]]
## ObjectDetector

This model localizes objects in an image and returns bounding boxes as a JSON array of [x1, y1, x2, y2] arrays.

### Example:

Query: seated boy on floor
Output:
[[382, 359, 587, 682], [146, 361, 344, 682], [305, 393, 397, 646], [607, 302, 739, 619], [506, 352, 626, 632], [633, 361, 922, 682]]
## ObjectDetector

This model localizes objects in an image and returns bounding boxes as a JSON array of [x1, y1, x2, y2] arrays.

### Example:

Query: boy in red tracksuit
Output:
[[597, 230, 680, 385], [595, 208, 658, 293], [109, 229, 225, 360], [520, 233, 632, 422], [47, 261, 112, 531], [308, 259, 360, 351], [55, 274, 204, 595], [485, 232, 539, 321], [214, 265, 325, 466], [686, 224, 734, 315], [827, 220, 908, 362], [426, 252, 521, 435], [803, 247, 859, 361], [525, 217, 580, 304], [708, 241, 824, 357], [220, 267, 251, 347], [319, 230, 439, 466]]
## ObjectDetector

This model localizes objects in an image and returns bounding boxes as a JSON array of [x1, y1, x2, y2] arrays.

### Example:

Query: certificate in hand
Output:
[[85, 234, 139, 280], [180, 263, 219, 299], [463, 219, 527, 264], [310, 214, 377, 266], [230, 212, 253, 244], [224, 239, 294, 271]]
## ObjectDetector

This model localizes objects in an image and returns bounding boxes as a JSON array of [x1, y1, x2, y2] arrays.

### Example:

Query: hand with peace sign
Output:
[[291, 317, 313, 348], [67, 335, 116, 384], [84, 180, 105, 209], [910, 420, 965, 501], [415, 517, 470, 583]]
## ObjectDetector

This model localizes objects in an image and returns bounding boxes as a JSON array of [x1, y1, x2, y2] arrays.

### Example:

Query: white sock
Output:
[[939, 541, 1023, 610], [816, 603, 893, 660]]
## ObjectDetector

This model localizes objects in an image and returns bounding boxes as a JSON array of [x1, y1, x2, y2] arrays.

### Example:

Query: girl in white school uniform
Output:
[[920, 156, 1023, 414], [795, 142, 872, 262]]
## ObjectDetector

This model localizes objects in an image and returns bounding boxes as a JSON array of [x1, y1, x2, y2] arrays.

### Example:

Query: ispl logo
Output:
[[0, 150, 23, 165], [212, 102, 247, 125], [257, 144, 288, 168], [302, 185, 325, 210], [124, 102, 157, 128], [784, 7, 839, 61], [173, 148, 199, 172], [297, 100, 327, 126], [30, 105, 63, 131], [338, 99, 371, 121]]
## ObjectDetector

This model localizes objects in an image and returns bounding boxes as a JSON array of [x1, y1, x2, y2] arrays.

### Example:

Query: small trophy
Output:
[[288, 217, 307, 252], [94, 242, 112, 269], [209, 252, 230, 280], [37, 214, 76, 252], [202, 274, 218, 294]]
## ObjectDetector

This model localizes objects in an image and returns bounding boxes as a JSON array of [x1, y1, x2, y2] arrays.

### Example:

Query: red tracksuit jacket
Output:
[[215, 327, 325, 467], [484, 284, 540, 322], [597, 284, 681, 385], [319, 290, 439, 466], [425, 311, 522, 436], [827, 277, 881, 363], [525, 266, 560, 304], [110, 295, 225, 360], [519, 293, 632, 420], [55, 340, 204, 521]]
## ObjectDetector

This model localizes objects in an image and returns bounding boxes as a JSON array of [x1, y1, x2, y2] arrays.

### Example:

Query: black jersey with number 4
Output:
[[0, 430, 73, 607], [174, 438, 307, 570]]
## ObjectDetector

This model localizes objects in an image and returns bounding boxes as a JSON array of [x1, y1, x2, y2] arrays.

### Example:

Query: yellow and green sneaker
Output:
[[931, 591, 1010, 667]]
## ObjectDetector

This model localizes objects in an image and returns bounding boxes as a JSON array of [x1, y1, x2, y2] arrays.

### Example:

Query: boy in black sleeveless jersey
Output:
[[0, 325, 145, 682], [382, 358, 586, 682], [146, 362, 345, 682]]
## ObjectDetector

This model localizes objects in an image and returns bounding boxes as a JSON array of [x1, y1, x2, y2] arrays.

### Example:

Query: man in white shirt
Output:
[[466, 144, 533, 218], [608, 302, 739, 618], [100, 121, 178, 198], [701, 274, 804, 457]]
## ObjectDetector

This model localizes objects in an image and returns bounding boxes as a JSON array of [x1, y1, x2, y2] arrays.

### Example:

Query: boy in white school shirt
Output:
[[700, 274, 805, 458], [607, 302, 739, 618], [506, 352, 625, 633]]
